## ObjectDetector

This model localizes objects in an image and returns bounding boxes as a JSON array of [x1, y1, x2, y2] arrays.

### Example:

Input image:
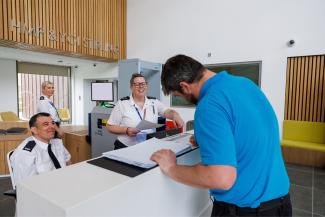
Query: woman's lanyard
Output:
[[134, 106, 146, 120]]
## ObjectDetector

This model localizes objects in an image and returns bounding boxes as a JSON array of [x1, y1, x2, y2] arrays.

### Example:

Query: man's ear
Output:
[[30, 126, 37, 135], [179, 81, 192, 94]]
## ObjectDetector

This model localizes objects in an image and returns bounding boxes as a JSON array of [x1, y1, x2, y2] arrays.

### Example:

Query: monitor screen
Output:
[[91, 82, 114, 102]]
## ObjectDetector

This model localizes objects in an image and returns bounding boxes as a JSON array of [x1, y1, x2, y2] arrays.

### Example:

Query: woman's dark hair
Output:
[[161, 54, 205, 95], [130, 73, 146, 87]]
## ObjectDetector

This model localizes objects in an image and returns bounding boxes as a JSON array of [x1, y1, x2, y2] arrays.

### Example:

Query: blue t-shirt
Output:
[[194, 71, 289, 208]]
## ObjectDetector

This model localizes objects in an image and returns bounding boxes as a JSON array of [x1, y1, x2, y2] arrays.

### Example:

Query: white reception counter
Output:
[[16, 145, 212, 216]]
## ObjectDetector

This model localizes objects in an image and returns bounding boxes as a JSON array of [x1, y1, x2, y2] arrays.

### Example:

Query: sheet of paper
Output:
[[102, 137, 191, 168], [135, 119, 165, 131], [164, 133, 192, 144]]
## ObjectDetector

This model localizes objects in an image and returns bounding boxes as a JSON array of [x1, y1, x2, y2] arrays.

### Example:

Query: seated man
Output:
[[10, 112, 71, 185]]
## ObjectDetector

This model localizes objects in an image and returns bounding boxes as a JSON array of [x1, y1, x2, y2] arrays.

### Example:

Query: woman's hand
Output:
[[126, 127, 140, 137]]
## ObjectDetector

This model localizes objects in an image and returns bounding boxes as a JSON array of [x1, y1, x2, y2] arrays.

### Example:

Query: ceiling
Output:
[[0, 46, 108, 68]]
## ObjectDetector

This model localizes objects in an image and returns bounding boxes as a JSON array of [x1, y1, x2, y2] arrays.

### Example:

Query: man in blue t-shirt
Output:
[[151, 55, 292, 217]]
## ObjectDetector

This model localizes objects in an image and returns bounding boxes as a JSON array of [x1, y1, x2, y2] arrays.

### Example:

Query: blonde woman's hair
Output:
[[41, 81, 53, 90]]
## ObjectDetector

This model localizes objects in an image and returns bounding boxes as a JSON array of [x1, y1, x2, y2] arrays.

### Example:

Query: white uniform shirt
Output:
[[10, 136, 71, 185], [37, 95, 60, 123], [108, 95, 168, 146]]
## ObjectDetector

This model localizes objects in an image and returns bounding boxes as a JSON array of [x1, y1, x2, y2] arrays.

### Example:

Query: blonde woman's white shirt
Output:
[[37, 95, 61, 123]]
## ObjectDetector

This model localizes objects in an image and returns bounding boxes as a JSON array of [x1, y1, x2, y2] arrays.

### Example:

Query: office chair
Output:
[[58, 108, 71, 124], [3, 150, 16, 216], [3, 150, 16, 198], [0, 112, 20, 121]]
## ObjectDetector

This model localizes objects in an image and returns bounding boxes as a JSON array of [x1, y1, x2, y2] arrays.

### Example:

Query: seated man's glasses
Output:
[[132, 82, 147, 88]]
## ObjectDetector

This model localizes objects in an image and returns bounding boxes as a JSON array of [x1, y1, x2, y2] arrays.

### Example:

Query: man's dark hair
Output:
[[161, 54, 206, 95], [29, 112, 51, 128], [130, 73, 146, 87]]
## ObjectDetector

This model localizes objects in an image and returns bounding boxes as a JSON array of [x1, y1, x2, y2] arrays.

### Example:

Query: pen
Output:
[[152, 105, 155, 114]]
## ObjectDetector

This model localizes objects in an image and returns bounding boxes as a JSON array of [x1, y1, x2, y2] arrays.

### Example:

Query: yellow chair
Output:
[[58, 108, 71, 123], [281, 120, 325, 168], [0, 112, 20, 121]]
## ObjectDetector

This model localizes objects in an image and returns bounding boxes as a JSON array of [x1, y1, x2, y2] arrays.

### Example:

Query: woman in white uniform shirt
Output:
[[37, 81, 63, 138], [107, 73, 184, 149]]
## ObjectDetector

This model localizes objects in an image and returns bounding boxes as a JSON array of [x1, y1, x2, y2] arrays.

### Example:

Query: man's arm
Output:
[[62, 144, 72, 165], [11, 151, 37, 184], [163, 109, 184, 128], [151, 149, 236, 190], [54, 124, 64, 138]]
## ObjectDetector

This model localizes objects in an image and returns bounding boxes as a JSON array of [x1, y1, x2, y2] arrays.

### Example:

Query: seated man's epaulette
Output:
[[120, 96, 130, 101], [40, 96, 45, 100], [147, 96, 156, 99], [23, 140, 36, 152]]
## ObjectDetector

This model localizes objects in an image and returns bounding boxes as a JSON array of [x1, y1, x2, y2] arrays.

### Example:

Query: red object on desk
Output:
[[166, 120, 183, 132], [166, 120, 175, 129]]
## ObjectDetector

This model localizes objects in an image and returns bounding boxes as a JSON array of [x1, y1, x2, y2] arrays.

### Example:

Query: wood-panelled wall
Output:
[[0, 0, 126, 62], [284, 55, 325, 122]]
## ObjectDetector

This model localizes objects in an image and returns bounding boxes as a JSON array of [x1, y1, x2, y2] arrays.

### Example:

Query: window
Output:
[[17, 62, 71, 120], [206, 61, 261, 86], [170, 61, 261, 107]]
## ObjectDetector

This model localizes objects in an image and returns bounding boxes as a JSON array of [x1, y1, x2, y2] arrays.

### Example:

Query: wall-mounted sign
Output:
[[10, 19, 119, 54], [0, 0, 126, 62]]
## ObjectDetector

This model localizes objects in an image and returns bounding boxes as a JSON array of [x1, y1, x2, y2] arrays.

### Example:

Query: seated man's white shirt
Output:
[[10, 136, 71, 185], [108, 95, 168, 146]]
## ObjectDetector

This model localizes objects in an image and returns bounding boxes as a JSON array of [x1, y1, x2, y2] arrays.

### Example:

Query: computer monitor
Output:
[[91, 82, 114, 102]]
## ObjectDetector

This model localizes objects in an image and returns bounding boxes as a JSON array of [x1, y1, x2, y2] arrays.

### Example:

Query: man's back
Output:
[[195, 71, 289, 207]]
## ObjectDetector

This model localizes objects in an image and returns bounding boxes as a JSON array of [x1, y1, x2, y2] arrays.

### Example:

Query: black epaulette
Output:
[[40, 96, 45, 100], [120, 96, 130, 101], [147, 96, 157, 99], [23, 140, 36, 152]]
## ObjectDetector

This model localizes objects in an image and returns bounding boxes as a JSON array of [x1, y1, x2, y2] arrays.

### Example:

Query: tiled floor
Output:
[[287, 163, 325, 217], [0, 163, 324, 216], [0, 176, 15, 217]]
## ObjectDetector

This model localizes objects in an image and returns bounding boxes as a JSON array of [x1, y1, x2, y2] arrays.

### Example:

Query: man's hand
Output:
[[164, 109, 184, 129], [189, 135, 198, 147], [126, 127, 140, 137], [55, 126, 64, 139], [150, 149, 177, 175], [173, 113, 185, 129]]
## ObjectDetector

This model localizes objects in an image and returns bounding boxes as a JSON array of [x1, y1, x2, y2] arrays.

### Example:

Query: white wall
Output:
[[0, 58, 18, 113], [71, 63, 118, 125], [127, 0, 325, 129]]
